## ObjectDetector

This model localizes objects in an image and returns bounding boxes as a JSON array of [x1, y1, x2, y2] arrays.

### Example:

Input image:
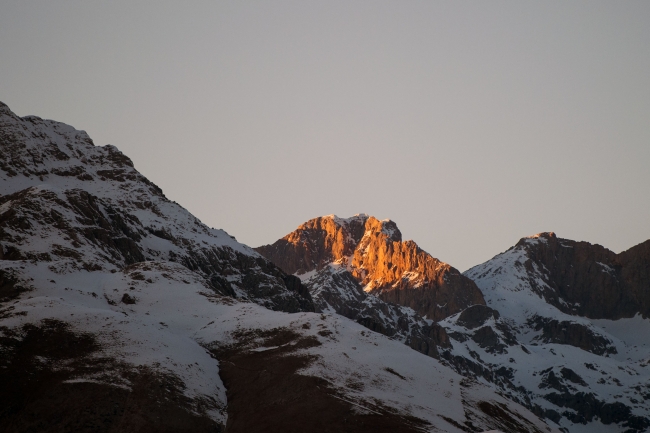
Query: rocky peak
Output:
[[358, 215, 402, 242], [468, 232, 650, 320], [520, 231, 556, 243], [257, 215, 485, 321], [255, 214, 400, 276]]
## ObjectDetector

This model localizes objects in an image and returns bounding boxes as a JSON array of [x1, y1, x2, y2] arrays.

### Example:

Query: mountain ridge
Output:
[[471, 231, 650, 320]]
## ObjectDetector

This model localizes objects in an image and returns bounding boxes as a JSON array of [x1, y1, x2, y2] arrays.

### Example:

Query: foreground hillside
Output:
[[0, 101, 555, 432]]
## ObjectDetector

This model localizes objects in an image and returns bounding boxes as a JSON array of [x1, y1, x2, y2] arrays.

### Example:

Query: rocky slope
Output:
[[479, 232, 650, 320], [0, 102, 557, 433], [0, 101, 313, 313], [303, 262, 451, 358], [458, 233, 650, 433], [257, 214, 485, 321]]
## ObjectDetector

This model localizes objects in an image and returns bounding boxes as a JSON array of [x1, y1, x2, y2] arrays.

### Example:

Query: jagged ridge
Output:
[[256, 214, 485, 321]]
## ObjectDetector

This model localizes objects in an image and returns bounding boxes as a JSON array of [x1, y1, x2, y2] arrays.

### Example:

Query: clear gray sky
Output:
[[2, 1, 649, 271]]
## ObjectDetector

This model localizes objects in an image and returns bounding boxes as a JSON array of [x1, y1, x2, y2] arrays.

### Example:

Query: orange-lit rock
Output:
[[256, 214, 485, 321]]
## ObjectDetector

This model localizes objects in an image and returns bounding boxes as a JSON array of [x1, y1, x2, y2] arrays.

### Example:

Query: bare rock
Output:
[[528, 316, 617, 355], [457, 305, 500, 330], [257, 215, 484, 321]]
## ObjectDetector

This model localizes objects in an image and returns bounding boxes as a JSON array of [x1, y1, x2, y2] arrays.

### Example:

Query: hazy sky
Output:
[[2, 1, 649, 271]]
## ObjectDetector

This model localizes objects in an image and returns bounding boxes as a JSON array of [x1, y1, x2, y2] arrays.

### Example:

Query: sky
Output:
[[1, 1, 649, 271]]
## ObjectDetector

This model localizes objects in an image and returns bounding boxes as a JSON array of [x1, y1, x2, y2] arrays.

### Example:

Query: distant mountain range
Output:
[[1, 101, 648, 432]]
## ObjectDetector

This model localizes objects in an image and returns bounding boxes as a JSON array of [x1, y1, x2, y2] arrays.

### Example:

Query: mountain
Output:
[[467, 232, 650, 320], [0, 101, 313, 313], [255, 214, 487, 358], [260, 217, 650, 432], [256, 214, 485, 321], [0, 101, 556, 433], [459, 233, 650, 432]]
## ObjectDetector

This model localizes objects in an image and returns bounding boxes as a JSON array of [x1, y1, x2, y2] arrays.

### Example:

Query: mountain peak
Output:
[[271, 214, 403, 276], [526, 231, 556, 239], [257, 214, 484, 321]]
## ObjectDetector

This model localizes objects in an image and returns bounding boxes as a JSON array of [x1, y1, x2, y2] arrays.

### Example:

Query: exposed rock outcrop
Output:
[[527, 316, 617, 356], [618, 239, 650, 318], [457, 305, 501, 330], [255, 214, 370, 275]]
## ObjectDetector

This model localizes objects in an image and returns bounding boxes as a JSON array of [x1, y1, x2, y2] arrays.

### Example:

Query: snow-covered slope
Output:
[[459, 233, 650, 432], [0, 102, 557, 432], [0, 101, 313, 313], [0, 260, 555, 432]]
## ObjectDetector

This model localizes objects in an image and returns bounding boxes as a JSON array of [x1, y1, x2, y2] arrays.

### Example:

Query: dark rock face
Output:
[[560, 367, 587, 386], [303, 265, 450, 358], [511, 232, 650, 319], [257, 214, 484, 321], [457, 305, 500, 329], [406, 323, 451, 358], [527, 316, 617, 355], [543, 391, 649, 431], [538, 369, 569, 393], [121, 293, 137, 304], [373, 267, 483, 323], [618, 240, 650, 317], [0, 268, 27, 303], [471, 326, 501, 351], [447, 307, 516, 355]]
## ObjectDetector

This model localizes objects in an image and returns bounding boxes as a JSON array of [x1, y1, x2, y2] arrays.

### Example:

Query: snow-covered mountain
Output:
[[0, 102, 557, 433], [460, 232, 650, 432], [261, 218, 650, 432], [0, 101, 313, 313]]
